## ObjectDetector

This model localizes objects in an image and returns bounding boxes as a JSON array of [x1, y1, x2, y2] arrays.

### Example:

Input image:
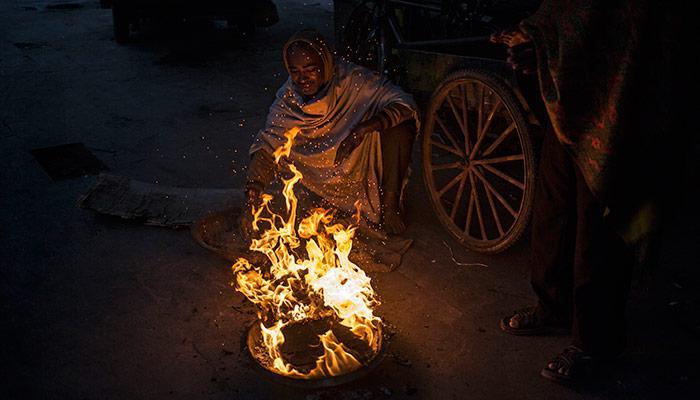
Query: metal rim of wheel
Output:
[[422, 69, 535, 253]]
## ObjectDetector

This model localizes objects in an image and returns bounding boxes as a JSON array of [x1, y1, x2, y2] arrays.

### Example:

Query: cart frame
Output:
[[339, 0, 545, 253]]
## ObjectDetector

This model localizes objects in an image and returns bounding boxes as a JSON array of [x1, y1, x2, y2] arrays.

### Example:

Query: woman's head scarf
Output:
[[282, 29, 335, 84]]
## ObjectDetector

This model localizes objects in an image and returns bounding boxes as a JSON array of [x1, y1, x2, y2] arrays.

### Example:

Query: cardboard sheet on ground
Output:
[[78, 173, 410, 271], [78, 173, 244, 227]]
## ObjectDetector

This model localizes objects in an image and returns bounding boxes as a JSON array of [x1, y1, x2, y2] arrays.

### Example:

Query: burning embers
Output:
[[232, 127, 383, 380]]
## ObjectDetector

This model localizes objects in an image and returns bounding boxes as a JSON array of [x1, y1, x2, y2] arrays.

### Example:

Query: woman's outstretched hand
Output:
[[334, 118, 382, 166]]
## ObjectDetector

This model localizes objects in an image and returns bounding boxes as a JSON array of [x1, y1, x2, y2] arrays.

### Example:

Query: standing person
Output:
[[240, 30, 418, 241], [492, 0, 682, 384]]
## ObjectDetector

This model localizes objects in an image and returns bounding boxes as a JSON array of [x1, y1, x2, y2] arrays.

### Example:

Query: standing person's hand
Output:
[[490, 28, 530, 47], [507, 42, 536, 74], [490, 28, 536, 74], [334, 118, 382, 166]]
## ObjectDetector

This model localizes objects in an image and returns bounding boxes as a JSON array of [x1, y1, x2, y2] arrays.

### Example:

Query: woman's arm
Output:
[[373, 103, 415, 131], [245, 149, 276, 196]]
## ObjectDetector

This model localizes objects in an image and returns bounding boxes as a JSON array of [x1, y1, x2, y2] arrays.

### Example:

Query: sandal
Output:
[[499, 306, 569, 336], [540, 346, 595, 384]]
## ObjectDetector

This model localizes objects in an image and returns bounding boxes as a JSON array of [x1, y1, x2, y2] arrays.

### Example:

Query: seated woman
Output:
[[241, 29, 418, 239]]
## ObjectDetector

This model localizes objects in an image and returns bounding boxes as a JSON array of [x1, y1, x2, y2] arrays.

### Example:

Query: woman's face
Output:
[[286, 44, 324, 98]]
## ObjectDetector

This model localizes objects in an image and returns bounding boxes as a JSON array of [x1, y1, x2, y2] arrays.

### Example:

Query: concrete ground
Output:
[[2, 1, 698, 399]]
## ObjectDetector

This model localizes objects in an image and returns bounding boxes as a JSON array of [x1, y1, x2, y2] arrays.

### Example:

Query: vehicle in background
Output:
[[337, 0, 544, 254], [101, 0, 279, 43]]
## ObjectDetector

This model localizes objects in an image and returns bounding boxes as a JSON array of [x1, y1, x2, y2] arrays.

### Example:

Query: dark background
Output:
[[1, 1, 697, 399]]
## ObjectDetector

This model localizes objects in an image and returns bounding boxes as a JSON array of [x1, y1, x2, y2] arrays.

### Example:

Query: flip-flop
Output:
[[540, 346, 596, 384], [499, 306, 570, 336]]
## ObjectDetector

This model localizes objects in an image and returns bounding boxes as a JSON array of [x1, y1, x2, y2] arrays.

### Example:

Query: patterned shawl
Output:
[[521, 0, 679, 242]]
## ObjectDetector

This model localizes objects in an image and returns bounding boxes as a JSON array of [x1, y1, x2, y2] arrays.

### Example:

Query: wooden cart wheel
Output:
[[422, 69, 535, 253]]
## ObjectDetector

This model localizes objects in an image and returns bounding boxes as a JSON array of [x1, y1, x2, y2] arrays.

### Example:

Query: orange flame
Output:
[[272, 126, 300, 163], [233, 127, 381, 379]]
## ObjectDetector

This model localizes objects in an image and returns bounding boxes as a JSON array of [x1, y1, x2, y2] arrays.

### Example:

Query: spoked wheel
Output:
[[422, 70, 535, 253]]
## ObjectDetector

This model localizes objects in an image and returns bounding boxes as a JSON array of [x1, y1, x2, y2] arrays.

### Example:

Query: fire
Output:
[[272, 126, 300, 163], [233, 127, 382, 379]]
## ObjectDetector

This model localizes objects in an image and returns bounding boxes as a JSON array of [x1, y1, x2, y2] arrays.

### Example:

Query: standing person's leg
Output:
[[570, 166, 634, 357], [530, 128, 578, 324], [380, 120, 415, 234], [540, 162, 634, 383], [501, 126, 576, 334]]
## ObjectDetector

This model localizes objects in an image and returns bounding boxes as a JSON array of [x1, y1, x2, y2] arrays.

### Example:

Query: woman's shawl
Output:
[[250, 61, 418, 223]]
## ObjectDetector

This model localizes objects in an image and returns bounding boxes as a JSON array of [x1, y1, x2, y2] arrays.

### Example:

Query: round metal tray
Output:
[[245, 321, 387, 389]]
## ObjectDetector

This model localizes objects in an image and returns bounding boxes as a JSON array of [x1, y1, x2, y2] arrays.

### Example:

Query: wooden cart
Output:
[[338, 0, 545, 253]]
